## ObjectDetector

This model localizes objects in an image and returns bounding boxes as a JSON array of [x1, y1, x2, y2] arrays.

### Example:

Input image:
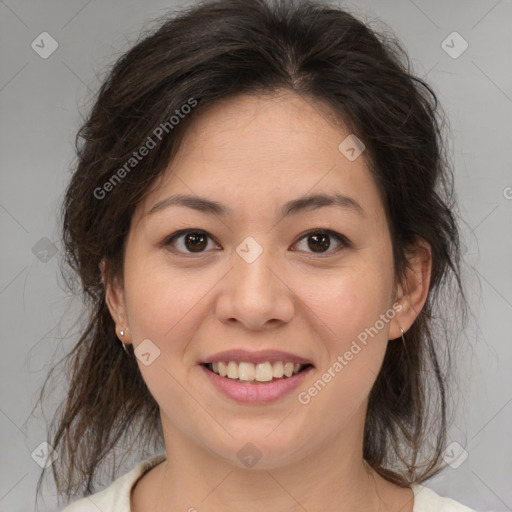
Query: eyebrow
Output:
[[147, 192, 366, 219]]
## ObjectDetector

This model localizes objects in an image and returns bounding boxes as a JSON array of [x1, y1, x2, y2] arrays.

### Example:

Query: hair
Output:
[[37, 0, 470, 502]]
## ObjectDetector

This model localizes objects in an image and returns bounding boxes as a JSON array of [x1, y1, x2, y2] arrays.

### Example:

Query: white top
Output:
[[61, 453, 478, 512]]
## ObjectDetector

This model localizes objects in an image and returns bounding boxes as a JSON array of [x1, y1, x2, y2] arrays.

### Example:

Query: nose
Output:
[[215, 241, 295, 331]]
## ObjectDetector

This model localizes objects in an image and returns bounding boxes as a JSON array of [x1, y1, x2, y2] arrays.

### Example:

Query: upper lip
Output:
[[201, 349, 314, 366]]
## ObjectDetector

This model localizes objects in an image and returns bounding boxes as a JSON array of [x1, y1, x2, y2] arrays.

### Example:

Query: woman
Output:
[[38, 0, 476, 510]]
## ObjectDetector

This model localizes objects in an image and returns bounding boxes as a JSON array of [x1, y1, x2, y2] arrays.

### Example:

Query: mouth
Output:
[[200, 359, 315, 404], [201, 361, 314, 384]]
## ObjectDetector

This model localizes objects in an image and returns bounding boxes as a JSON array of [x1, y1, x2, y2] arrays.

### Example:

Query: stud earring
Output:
[[119, 329, 130, 355], [399, 326, 407, 352]]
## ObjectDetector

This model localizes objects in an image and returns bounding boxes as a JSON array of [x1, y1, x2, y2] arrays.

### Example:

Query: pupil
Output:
[[309, 233, 330, 252], [185, 232, 207, 252], [183, 232, 330, 253]]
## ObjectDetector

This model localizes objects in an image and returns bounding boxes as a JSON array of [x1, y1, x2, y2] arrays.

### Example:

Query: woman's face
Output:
[[107, 91, 411, 468]]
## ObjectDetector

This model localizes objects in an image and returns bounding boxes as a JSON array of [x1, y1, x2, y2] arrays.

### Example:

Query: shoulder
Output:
[[412, 483, 479, 512], [60, 453, 167, 512]]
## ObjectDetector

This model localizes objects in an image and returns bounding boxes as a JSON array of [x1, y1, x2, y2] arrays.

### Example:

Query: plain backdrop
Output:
[[0, 0, 511, 511]]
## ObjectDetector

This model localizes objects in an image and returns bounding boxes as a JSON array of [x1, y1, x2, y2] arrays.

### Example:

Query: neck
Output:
[[133, 413, 411, 512]]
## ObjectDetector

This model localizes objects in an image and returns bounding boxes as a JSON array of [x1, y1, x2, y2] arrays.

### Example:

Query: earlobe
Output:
[[101, 261, 132, 344], [390, 238, 432, 340]]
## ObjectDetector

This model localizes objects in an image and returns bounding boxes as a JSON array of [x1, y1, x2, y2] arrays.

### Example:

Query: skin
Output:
[[105, 90, 432, 512]]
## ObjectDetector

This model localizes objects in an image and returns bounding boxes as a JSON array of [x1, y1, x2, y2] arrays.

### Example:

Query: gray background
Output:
[[1, 0, 511, 511]]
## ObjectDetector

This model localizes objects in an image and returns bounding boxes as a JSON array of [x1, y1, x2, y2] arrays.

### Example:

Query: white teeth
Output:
[[226, 361, 238, 379], [238, 362, 255, 381], [283, 362, 294, 377], [255, 362, 273, 382], [218, 361, 227, 377], [208, 360, 307, 382], [273, 361, 284, 378]]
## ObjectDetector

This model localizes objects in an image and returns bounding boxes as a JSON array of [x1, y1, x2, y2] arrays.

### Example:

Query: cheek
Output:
[[122, 262, 209, 417], [298, 258, 394, 401], [302, 260, 395, 347], [123, 255, 206, 343], [296, 293, 391, 437]]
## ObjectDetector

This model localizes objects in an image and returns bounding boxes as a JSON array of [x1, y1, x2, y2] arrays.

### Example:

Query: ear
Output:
[[389, 238, 432, 340], [100, 259, 132, 344]]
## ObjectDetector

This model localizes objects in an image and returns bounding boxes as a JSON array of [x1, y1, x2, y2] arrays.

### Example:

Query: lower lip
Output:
[[200, 364, 314, 404]]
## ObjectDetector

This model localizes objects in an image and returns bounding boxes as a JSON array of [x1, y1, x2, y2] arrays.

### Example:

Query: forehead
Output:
[[135, 91, 384, 223]]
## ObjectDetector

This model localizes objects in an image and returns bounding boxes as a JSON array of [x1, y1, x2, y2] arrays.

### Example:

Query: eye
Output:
[[162, 228, 350, 257], [292, 229, 350, 256], [162, 229, 220, 254]]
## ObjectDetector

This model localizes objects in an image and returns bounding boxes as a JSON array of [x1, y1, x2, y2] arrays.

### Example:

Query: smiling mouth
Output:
[[202, 361, 314, 384]]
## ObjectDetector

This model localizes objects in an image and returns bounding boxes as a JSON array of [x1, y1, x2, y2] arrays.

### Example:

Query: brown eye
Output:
[[293, 229, 349, 255], [307, 233, 331, 252], [163, 230, 219, 254], [183, 232, 208, 252]]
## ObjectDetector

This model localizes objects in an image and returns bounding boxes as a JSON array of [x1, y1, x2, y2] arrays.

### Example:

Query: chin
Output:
[[204, 428, 310, 470]]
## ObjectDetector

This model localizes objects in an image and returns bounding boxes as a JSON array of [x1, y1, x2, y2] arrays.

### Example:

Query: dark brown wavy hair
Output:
[[36, 0, 469, 504]]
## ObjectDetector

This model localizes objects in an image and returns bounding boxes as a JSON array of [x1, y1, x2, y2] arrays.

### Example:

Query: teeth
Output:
[[238, 362, 255, 381], [218, 361, 227, 377], [208, 360, 307, 382], [255, 362, 273, 382], [273, 361, 284, 378], [284, 362, 294, 377], [226, 361, 238, 379]]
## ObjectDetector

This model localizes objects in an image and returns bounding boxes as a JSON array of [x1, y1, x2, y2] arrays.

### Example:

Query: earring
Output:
[[119, 329, 129, 355], [399, 326, 407, 351]]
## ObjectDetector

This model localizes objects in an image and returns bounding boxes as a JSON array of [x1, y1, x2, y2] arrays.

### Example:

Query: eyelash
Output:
[[161, 228, 350, 257]]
